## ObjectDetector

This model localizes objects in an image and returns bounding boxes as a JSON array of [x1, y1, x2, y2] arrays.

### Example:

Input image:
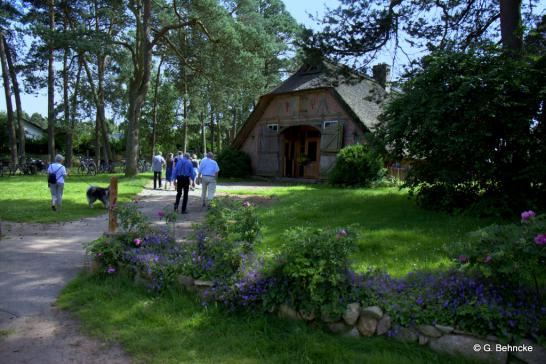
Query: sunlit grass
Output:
[[58, 273, 473, 364], [219, 185, 498, 277], [0, 173, 151, 223]]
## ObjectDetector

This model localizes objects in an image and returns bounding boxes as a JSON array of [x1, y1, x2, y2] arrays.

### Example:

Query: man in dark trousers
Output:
[[152, 151, 165, 189], [173, 153, 196, 214]]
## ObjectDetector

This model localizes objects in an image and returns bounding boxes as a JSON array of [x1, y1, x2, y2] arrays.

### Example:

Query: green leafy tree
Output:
[[376, 48, 546, 214]]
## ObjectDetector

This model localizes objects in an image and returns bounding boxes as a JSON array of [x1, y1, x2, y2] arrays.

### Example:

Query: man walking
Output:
[[152, 151, 166, 189], [198, 152, 220, 208], [174, 153, 196, 214]]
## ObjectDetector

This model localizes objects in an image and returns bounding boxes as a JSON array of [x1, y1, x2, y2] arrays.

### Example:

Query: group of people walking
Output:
[[152, 151, 220, 214]]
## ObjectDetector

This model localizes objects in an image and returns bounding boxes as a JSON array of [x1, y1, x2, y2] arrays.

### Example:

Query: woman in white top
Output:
[[47, 154, 68, 211]]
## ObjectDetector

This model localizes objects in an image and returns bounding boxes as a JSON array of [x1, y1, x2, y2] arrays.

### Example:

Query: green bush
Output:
[[216, 147, 252, 178], [264, 227, 356, 318], [449, 211, 546, 298], [376, 48, 546, 215], [329, 144, 384, 186]]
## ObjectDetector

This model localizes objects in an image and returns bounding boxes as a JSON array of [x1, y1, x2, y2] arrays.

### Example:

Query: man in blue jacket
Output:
[[173, 153, 196, 214]]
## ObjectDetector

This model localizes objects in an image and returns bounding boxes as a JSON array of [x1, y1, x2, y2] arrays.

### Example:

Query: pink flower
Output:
[[242, 201, 251, 208], [484, 255, 492, 263], [336, 229, 348, 239], [158, 211, 165, 219], [107, 266, 116, 274], [521, 210, 536, 221], [458, 255, 469, 263], [534, 234, 546, 246], [96, 252, 103, 257], [134, 238, 142, 247]]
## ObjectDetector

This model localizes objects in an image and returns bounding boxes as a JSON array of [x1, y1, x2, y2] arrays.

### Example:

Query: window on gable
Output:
[[267, 123, 279, 132], [323, 120, 338, 129]]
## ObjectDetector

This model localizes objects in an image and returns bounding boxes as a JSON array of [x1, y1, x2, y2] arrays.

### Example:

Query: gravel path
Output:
[[0, 184, 209, 364]]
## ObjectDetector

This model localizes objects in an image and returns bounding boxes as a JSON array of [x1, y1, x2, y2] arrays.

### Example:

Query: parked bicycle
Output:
[[98, 160, 114, 174], [78, 156, 97, 175], [138, 159, 150, 172]]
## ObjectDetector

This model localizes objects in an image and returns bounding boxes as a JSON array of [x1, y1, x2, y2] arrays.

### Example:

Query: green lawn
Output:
[[217, 185, 498, 276], [58, 273, 473, 364], [0, 173, 151, 223]]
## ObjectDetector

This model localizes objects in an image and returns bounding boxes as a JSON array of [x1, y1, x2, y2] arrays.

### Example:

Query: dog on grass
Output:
[[86, 186, 110, 208]]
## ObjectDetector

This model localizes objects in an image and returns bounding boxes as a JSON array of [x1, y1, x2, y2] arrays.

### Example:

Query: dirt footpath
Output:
[[0, 185, 207, 364]]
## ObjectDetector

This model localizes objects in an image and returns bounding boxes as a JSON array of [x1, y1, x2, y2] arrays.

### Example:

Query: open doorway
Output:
[[281, 125, 321, 178]]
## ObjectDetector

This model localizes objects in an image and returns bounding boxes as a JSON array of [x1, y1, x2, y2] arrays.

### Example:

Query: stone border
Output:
[[175, 275, 544, 364]]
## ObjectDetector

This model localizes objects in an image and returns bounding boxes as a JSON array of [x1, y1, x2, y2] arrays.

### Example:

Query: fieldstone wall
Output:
[[176, 275, 545, 364]]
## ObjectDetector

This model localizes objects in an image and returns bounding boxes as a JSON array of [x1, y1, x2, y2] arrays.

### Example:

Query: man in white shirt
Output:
[[152, 152, 166, 189], [197, 152, 220, 208]]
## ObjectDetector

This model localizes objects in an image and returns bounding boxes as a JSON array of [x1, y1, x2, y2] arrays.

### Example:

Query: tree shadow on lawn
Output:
[[256, 187, 497, 276], [59, 274, 473, 364], [0, 188, 143, 223]]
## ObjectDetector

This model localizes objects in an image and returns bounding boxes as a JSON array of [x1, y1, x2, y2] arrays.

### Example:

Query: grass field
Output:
[[0, 173, 151, 223], [217, 185, 498, 276], [58, 273, 472, 364]]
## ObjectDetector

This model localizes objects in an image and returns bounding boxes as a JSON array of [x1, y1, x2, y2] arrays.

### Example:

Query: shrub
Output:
[[359, 269, 545, 340], [450, 211, 546, 298], [264, 227, 356, 318], [115, 203, 151, 235], [329, 144, 384, 186], [205, 198, 260, 251], [216, 147, 252, 178], [376, 48, 546, 215]]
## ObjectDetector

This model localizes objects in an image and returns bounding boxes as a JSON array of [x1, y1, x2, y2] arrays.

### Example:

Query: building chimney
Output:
[[372, 63, 391, 92]]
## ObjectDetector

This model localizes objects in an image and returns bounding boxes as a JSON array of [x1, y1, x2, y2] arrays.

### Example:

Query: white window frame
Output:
[[323, 120, 338, 129], [266, 123, 279, 132]]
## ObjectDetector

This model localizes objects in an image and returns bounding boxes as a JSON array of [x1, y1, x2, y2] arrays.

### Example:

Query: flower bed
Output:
[[85, 201, 546, 364]]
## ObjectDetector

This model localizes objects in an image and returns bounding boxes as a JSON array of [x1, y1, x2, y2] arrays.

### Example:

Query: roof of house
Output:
[[233, 61, 390, 148]]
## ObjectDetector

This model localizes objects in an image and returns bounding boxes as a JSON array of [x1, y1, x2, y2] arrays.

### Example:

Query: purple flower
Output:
[[96, 252, 103, 257], [107, 266, 116, 274], [134, 238, 142, 247], [484, 255, 492, 263], [521, 210, 536, 221], [336, 229, 348, 238], [534, 234, 546, 246], [458, 255, 469, 264]]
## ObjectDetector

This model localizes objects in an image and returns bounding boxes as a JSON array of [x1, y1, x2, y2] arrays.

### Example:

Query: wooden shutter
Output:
[[256, 125, 279, 175], [320, 122, 343, 153]]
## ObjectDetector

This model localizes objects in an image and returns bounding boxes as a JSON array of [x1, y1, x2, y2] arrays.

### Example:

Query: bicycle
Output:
[[138, 159, 150, 173], [78, 157, 97, 175], [98, 160, 114, 174]]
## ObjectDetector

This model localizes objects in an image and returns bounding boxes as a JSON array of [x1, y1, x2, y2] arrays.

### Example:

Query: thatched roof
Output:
[[233, 61, 390, 148]]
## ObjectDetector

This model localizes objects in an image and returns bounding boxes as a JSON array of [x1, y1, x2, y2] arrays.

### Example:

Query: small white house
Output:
[[23, 118, 46, 140]]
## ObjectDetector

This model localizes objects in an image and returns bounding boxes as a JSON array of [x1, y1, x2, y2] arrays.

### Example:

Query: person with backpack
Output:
[[47, 154, 68, 212]]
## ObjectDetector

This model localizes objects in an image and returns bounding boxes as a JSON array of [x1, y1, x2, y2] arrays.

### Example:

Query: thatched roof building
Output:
[[233, 61, 391, 179]]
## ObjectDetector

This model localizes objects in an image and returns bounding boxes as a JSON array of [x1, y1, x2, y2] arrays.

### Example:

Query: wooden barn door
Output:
[[320, 122, 343, 176], [303, 137, 320, 178], [256, 125, 279, 176]]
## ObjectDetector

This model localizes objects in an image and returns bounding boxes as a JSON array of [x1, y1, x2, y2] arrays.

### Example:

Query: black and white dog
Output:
[[86, 186, 110, 208]]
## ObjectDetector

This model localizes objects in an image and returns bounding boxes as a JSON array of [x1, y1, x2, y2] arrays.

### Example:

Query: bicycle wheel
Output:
[[88, 163, 97, 175], [79, 165, 86, 175]]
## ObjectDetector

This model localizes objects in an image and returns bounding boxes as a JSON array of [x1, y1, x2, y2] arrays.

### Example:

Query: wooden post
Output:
[[108, 176, 118, 234]]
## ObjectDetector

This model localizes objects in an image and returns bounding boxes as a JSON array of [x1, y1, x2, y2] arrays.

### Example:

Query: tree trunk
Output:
[[62, 47, 70, 166], [499, 0, 523, 53], [200, 111, 207, 155], [98, 55, 111, 163], [0, 33, 17, 165], [4, 38, 24, 160], [67, 58, 83, 168], [231, 107, 237, 141], [47, 0, 56, 162], [209, 104, 215, 153], [182, 95, 188, 153], [125, 0, 153, 176], [151, 56, 163, 160], [216, 112, 222, 152]]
